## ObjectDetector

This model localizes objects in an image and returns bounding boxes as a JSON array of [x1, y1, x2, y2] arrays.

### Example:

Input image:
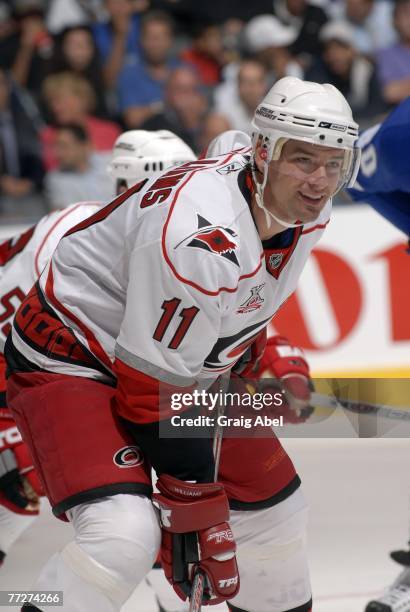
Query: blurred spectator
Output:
[[274, 0, 328, 69], [198, 112, 232, 154], [49, 25, 107, 118], [11, 0, 55, 100], [0, 2, 20, 70], [244, 15, 303, 82], [180, 21, 223, 87], [41, 72, 120, 169], [141, 65, 208, 152], [150, 0, 276, 30], [0, 67, 45, 217], [221, 18, 245, 65], [92, 0, 149, 90], [376, 0, 410, 106], [214, 58, 268, 134], [44, 123, 113, 210], [330, 0, 396, 55], [307, 21, 386, 121], [46, 0, 104, 34], [118, 11, 179, 129]]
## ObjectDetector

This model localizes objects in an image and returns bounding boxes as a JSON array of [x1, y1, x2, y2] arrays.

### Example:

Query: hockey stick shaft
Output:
[[189, 374, 230, 612], [189, 572, 205, 612], [311, 392, 410, 422]]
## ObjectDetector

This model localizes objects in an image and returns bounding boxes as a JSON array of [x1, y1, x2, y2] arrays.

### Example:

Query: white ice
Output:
[[0, 438, 408, 612]]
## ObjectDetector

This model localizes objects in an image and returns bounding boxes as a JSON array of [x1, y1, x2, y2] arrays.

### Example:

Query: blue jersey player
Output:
[[349, 99, 410, 612], [349, 98, 410, 240]]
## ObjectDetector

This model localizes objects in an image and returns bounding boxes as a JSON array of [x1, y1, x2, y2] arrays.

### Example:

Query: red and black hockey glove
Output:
[[0, 408, 43, 515], [153, 474, 239, 605], [257, 335, 314, 424]]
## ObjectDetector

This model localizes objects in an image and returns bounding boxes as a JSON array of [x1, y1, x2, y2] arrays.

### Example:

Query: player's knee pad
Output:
[[61, 541, 135, 606], [66, 494, 160, 605]]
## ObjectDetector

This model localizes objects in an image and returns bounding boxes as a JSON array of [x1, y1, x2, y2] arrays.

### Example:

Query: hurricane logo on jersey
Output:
[[113, 445, 144, 468], [204, 317, 271, 371], [177, 214, 239, 266]]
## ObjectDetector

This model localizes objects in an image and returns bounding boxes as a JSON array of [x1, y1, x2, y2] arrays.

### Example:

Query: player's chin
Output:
[[296, 207, 322, 224], [295, 198, 327, 222]]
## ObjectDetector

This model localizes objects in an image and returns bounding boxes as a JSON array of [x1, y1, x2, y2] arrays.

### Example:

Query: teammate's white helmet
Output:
[[206, 130, 252, 157], [107, 130, 196, 190], [251, 77, 361, 227]]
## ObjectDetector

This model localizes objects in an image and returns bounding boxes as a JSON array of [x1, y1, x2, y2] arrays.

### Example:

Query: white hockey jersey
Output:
[[10, 154, 330, 421], [0, 202, 100, 352]]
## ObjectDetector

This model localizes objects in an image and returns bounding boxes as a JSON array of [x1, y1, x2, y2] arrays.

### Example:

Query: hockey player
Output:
[[348, 99, 410, 612], [5, 77, 360, 612], [149, 129, 315, 612], [348, 100, 410, 240], [0, 129, 196, 569]]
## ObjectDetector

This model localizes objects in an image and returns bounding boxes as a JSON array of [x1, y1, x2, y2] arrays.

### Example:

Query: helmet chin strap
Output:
[[252, 161, 304, 230]]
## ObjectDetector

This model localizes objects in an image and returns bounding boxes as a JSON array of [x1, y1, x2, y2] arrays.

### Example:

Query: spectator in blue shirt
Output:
[[376, 0, 410, 106], [117, 11, 179, 129], [92, 0, 149, 90]]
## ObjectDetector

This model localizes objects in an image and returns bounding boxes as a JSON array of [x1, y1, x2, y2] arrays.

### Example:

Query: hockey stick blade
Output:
[[311, 392, 410, 422]]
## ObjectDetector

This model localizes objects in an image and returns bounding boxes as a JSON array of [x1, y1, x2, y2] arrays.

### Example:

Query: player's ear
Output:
[[254, 143, 264, 172], [254, 144, 265, 174]]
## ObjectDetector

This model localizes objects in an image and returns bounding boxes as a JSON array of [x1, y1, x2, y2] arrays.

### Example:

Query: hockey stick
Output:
[[188, 373, 230, 612], [311, 392, 410, 422]]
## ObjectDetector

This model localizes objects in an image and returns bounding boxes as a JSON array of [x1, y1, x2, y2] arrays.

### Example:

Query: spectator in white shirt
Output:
[[214, 58, 268, 135], [44, 123, 113, 210]]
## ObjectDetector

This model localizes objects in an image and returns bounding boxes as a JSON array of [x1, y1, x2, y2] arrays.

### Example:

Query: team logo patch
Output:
[[177, 214, 239, 266], [237, 284, 265, 314], [113, 445, 144, 468], [268, 253, 284, 270]]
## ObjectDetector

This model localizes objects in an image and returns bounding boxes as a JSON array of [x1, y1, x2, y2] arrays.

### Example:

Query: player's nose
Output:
[[306, 165, 328, 188]]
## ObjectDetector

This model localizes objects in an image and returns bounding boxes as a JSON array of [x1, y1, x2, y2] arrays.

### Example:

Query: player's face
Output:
[[265, 140, 344, 224]]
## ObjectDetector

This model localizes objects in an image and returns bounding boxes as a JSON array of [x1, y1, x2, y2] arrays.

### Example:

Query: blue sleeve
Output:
[[347, 97, 410, 236], [348, 189, 410, 237], [92, 15, 140, 63], [91, 23, 112, 61], [117, 63, 163, 111], [350, 98, 410, 195]]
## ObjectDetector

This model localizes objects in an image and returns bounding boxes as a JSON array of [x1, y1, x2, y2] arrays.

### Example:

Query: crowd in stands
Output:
[[0, 0, 406, 219]]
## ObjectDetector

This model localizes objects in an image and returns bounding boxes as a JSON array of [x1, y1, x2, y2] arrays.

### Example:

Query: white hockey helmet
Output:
[[107, 129, 196, 190], [251, 76, 361, 228]]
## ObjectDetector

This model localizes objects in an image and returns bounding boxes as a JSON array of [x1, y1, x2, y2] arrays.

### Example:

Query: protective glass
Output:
[[271, 138, 361, 196]]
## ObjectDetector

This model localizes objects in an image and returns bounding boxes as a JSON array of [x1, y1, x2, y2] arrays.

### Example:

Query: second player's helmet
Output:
[[108, 130, 196, 192], [251, 77, 361, 227]]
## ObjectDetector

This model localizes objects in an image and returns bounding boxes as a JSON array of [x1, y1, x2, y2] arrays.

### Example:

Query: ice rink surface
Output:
[[0, 438, 408, 612]]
